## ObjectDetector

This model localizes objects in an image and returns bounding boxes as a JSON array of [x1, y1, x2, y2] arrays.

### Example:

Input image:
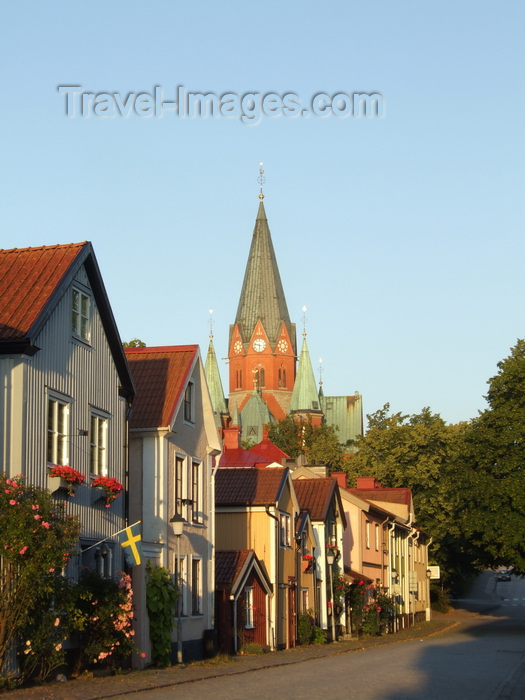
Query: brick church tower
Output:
[[228, 186, 297, 428]]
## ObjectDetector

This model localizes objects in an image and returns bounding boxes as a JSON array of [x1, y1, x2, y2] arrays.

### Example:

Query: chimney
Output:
[[355, 476, 381, 489], [223, 426, 241, 449], [332, 471, 347, 489]]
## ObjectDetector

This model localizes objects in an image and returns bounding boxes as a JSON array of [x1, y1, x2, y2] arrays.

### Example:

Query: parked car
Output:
[[496, 569, 512, 582]]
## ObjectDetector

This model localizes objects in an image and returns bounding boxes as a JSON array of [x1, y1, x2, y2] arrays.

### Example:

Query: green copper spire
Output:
[[289, 336, 322, 413], [240, 389, 274, 445], [205, 337, 227, 415]]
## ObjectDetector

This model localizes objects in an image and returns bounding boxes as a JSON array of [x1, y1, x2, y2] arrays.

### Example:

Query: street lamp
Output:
[[326, 550, 337, 643], [170, 513, 186, 665]]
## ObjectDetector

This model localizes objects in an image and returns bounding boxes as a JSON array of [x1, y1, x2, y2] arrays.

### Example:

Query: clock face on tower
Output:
[[252, 338, 267, 352], [277, 339, 289, 353], [233, 340, 243, 354]]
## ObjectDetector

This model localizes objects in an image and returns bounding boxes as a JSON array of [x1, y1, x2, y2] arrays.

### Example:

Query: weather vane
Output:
[[318, 357, 323, 388], [302, 305, 308, 337], [258, 162, 265, 200], [208, 309, 214, 339]]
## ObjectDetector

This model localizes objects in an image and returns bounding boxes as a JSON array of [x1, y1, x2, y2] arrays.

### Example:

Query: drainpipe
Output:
[[266, 505, 280, 649], [379, 517, 390, 592]]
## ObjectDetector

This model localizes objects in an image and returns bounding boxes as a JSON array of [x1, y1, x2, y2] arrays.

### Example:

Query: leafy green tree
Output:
[[267, 416, 346, 471], [346, 405, 472, 584], [123, 338, 146, 348], [458, 339, 525, 574], [0, 474, 79, 674]]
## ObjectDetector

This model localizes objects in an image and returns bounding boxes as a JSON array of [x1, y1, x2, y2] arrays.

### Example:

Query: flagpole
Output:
[[81, 520, 142, 553]]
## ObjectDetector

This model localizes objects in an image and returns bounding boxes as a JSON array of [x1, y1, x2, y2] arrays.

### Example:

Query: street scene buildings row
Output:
[[0, 196, 430, 666]]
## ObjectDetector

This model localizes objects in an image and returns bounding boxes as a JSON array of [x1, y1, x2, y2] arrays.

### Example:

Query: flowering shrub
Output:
[[349, 581, 396, 636], [48, 465, 86, 495], [92, 476, 123, 507], [0, 473, 79, 679], [68, 569, 137, 675], [333, 573, 353, 603]]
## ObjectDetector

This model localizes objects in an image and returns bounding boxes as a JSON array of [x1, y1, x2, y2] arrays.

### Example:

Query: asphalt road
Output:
[[112, 571, 525, 700]]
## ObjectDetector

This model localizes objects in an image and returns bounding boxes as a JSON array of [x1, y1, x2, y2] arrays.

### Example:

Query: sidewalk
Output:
[[2, 615, 469, 700]]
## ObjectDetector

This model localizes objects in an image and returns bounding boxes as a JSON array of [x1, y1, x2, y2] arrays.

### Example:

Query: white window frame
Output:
[[191, 556, 202, 616], [47, 395, 70, 465], [245, 586, 255, 628], [90, 411, 109, 476], [72, 287, 91, 342], [375, 523, 380, 551], [191, 460, 202, 524], [183, 381, 195, 424], [365, 521, 371, 549], [280, 513, 291, 548], [174, 553, 188, 617]]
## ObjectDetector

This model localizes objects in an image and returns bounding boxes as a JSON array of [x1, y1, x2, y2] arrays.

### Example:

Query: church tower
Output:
[[228, 168, 297, 423]]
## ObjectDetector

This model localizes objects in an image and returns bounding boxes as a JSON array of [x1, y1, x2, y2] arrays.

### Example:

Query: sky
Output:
[[1, 1, 524, 427]]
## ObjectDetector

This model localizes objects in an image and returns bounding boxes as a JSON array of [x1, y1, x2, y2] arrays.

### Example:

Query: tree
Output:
[[122, 338, 146, 348], [0, 474, 79, 673], [458, 339, 525, 574], [267, 416, 346, 471], [347, 405, 472, 584]]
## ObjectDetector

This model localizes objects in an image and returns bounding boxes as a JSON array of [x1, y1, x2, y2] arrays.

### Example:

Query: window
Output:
[[90, 413, 108, 476], [365, 521, 371, 549], [278, 367, 287, 388], [183, 382, 194, 422], [191, 461, 200, 523], [174, 554, 187, 616], [375, 524, 380, 551], [301, 588, 309, 613], [174, 456, 184, 515], [280, 514, 291, 547], [245, 587, 255, 628], [72, 288, 90, 341], [236, 369, 243, 388], [191, 558, 201, 615], [47, 397, 69, 465], [253, 366, 265, 388]]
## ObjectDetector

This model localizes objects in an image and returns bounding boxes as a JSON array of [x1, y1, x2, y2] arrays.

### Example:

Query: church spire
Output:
[[230, 169, 294, 349], [204, 310, 228, 416], [289, 330, 323, 423]]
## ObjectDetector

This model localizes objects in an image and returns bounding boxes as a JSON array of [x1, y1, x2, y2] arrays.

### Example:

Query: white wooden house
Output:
[[125, 345, 221, 664], [0, 242, 135, 576]]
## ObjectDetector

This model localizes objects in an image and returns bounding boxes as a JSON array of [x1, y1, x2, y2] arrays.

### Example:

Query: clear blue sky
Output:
[[1, 1, 524, 426]]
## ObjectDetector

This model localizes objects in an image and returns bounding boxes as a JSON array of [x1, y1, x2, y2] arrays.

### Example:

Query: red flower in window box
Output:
[[92, 476, 123, 507], [48, 465, 85, 496]]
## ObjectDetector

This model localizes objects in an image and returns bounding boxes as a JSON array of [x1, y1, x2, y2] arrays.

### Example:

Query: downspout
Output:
[[388, 522, 398, 632], [266, 505, 280, 649], [379, 517, 390, 591]]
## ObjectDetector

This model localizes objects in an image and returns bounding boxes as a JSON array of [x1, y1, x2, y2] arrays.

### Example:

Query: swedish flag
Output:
[[118, 522, 142, 567]]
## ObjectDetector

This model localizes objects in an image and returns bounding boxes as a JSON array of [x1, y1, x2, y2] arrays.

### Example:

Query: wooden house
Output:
[[125, 345, 221, 664], [0, 242, 134, 576], [215, 466, 300, 649]]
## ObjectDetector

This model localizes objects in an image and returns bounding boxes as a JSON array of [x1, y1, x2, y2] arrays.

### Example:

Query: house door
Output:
[[288, 577, 297, 648]]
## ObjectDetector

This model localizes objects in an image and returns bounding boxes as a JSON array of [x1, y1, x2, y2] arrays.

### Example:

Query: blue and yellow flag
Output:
[[118, 522, 142, 567]]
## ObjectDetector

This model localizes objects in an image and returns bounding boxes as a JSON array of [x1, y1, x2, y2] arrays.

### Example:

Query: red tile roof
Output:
[[125, 346, 198, 428], [293, 478, 337, 521], [219, 447, 270, 468], [0, 243, 86, 341], [215, 467, 287, 506], [249, 430, 290, 464], [215, 550, 253, 587]]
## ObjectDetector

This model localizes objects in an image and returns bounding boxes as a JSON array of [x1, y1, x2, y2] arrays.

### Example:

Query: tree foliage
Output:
[[266, 416, 346, 471], [347, 405, 472, 584], [457, 339, 525, 574], [123, 338, 146, 348]]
